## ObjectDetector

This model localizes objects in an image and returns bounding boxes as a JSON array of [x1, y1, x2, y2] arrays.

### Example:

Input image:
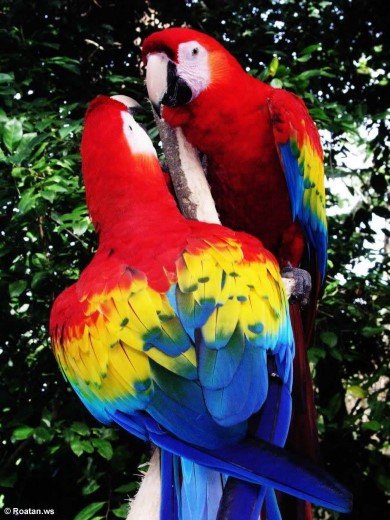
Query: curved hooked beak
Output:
[[146, 53, 192, 117], [110, 95, 145, 115]]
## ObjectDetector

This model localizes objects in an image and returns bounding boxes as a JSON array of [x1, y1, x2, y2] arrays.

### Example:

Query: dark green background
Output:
[[0, 1, 388, 518]]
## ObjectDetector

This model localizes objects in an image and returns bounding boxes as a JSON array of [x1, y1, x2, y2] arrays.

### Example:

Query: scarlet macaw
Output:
[[143, 28, 326, 518], [50, 96, 349, 520]]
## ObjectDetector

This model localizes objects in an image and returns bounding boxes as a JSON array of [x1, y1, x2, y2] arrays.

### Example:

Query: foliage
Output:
[[0, 1, 388, 518]]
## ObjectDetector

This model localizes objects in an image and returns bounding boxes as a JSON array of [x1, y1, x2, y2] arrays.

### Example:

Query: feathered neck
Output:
[[81, 108, 181, 243], [163, 74, 271, 155]]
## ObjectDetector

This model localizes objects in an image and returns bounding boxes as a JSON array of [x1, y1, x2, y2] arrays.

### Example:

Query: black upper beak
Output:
[[128, 105, 146, 116], [160, 61, 193, 112]]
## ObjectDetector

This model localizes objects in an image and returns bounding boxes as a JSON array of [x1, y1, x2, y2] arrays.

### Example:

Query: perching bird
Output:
[[143, 28, 327, 519], [50, 95, 350, 520]]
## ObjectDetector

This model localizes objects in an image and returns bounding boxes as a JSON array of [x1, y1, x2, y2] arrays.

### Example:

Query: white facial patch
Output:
[[177, 41, 210, 100], [146, 53, 169, 106], [121, 111, 157, 157]]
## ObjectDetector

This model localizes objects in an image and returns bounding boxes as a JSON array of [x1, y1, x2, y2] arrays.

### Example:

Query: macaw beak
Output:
[[146, 53, 192, 117], [110, 95, 144, 115]]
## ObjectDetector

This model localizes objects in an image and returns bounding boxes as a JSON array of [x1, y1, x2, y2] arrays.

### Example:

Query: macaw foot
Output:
[[281, 267, 312, 305]]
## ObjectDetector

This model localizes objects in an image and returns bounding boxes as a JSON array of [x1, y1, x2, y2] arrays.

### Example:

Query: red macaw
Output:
[[143, 28, 327, 519], [50, 96, 348, 520]]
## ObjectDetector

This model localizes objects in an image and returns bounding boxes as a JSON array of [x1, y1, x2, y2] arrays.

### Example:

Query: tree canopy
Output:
[[0, 1, 388, 518]]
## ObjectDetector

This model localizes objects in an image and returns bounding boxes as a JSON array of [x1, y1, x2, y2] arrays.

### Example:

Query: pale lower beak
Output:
[[110, 95, 142, 111], [146, 53, 169, 116], [146, 53, 193, 117]]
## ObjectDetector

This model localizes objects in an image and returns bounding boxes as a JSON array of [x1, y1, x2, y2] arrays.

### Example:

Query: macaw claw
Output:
[[281, 266, 312, 305]]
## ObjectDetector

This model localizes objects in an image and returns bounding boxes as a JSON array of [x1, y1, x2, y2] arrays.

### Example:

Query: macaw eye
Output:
[[192, 47, 199, 56], [128, 125, 132, 131]]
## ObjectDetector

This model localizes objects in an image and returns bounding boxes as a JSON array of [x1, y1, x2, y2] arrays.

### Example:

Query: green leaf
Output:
[[92, 439, 113, 460], [70, 439, 84, 457], [33, 426, 54, 444], [3, 118, 23, 152], [59, 120, 82, 139], [112, 503, 130, 518], [0, 72, 14, 84], [31, 271, 47, 289], [320, 331, 338, 348], [47, 56, 80, 75], [12, 133, 46, 164], [82, 480, 100, 496], [296, 68, 334, 81], [80, 440, 94, 454], [362, 420, 381, 431], [308, 347, 326, 362], [73, 502, 106, 520], [12, 426, 34, 441], [9, 279, 27, 298], [270, 78, 283, 88], [114, 482, 138, 493], [347, 385, 367, 399], [296, 54, 312, 62], [71, 422, 90, 436], [72, 220, 90, 236], [0, 472, 17, 488], [18, 188, 38, 213], [301, 43, 321, 55], [269, 56, 279, 77], [361, 326, 383, 337]]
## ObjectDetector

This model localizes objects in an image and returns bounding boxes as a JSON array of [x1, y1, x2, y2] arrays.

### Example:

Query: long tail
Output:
[[179, 458, 224, 520], [282, 285, 321, 519], [111, 408, 352, 517], [160, 448, 225, 520], [216, 358, 292, 520]]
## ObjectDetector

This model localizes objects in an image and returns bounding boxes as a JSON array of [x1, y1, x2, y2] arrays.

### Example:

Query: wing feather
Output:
[[51, 235, 293, 446], [268, 90, 327, 279]]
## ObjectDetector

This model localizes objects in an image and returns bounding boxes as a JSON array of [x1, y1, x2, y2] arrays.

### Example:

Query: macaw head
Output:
[[143, 27, 242, 117], [81, 95, 161, 228], [82, 94, 157, 168]]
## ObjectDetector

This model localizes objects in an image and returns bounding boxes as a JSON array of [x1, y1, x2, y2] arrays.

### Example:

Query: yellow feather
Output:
[[201, 297, 241, 346]]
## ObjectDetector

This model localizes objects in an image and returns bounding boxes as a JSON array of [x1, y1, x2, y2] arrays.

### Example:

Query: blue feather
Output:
[[217, 356, 292, 518], [279, 142, 328, 280], [203, 344, 268, 427], [198, 325, 245, 389], [138, 414, 352, 513], [216, 480, 265, 520], [160, 449, 179, 520], [254, 372, 292, 447], [180, 459, 223, 520], [108, 410, 351, 513], [265, 489, 282, 520], [148, 361, 246, 449]]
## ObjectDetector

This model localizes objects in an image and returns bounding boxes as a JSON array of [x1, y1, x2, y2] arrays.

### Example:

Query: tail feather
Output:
[[216, 480, 264, 520], [265, 489, 282, 520], [125, 413, 352, 513], [180, 458, 224, 520], [288, 304, 318, 459], [283, 303, 318, 519], [160, 449, 179, 520], [217, 358, 293, 518]]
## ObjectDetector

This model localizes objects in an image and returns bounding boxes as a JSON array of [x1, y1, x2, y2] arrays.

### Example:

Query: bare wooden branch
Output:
[[153, 111, 220, 224]]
